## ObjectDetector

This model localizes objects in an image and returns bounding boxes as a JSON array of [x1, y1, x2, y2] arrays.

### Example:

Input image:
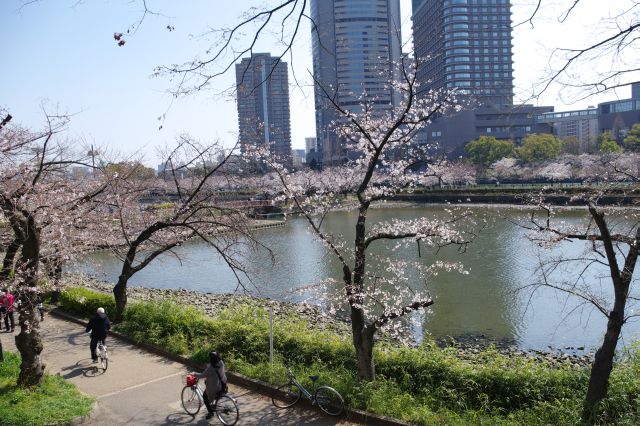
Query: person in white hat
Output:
[[85, 307, 111, 362]]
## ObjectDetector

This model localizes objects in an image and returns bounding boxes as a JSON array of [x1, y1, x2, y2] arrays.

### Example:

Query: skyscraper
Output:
[[411, 0, 554, 156], [310, 0, 403, 166], [235, 53, 292, 165], [412, 0, 514, 106]]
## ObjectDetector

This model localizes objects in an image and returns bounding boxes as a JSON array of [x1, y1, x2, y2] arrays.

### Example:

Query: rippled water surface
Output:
[[70, 206, 640, 351]]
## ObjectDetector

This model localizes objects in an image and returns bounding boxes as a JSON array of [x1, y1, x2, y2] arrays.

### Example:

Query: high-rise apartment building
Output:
[[411, 0, 554, 156], [235, 53, 292, 165], [412, 0, 514, 106], [310, 0, 403, 166]]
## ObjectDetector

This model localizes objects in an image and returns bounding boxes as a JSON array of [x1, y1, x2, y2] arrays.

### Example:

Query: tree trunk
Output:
[[581, 207, 638, 422], [15, 302, 44, 386], [582, 309, 623, 421], [0, 239, 20, 282], [348, 201, 376, 380], [350, 305, 375, 380], [113, 273, 130, 323], [14, 214, 45, 387]]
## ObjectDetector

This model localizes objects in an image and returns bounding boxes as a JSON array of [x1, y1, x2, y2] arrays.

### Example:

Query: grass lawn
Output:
[[0, 352, 94, 426]]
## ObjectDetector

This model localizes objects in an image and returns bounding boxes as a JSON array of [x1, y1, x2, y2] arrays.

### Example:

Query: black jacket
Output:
[[86, 314, 111, 339]]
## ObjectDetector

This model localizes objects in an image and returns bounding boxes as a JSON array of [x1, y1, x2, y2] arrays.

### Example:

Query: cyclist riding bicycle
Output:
[[85, 307, 111, 363], [192, 351, 228, 420]]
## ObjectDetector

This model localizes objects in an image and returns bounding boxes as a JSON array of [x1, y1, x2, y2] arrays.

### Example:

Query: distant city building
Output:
[[310, 0, 403, 166], [426, 104, 553, 156], [69, 166, 91, 180], [536, 108, 599, 153], [292, 149, 306, 168], [304, 136, 320, 166], [305, 137, 317, 153], [597, 82, 640, 142], [157, 161, 188, 179], [235, 53, 292, 167], [538, 83, 640, 152]]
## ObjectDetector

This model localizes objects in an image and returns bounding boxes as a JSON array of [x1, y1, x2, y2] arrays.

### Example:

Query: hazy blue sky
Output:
[[1, 0, 633, 166]]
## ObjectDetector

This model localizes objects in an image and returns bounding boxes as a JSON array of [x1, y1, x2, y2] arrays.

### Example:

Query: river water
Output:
[[71, 205, 640, 352]]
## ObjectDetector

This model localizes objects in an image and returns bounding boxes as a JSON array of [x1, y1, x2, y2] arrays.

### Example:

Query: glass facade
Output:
[[311, 0, 402, 165]]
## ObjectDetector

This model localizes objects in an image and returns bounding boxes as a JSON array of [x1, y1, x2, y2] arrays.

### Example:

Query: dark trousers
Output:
[[4, 311, 14, 331], [90, 336, 105, 360], [203, 390, 214, 414]]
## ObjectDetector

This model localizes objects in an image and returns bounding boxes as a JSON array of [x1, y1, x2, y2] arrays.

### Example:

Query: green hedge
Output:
[[58, 287, 640, 425], [59, 287, 116, 318]]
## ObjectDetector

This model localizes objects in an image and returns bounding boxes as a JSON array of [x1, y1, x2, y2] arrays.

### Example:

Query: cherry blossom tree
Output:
[[520, 1, 639, 101], [420, 159, 476, 188], [101, 137, 269, 321], [250, 60, 478, 380], [520, 159, 639, 422], [0, 111, 110, 386]]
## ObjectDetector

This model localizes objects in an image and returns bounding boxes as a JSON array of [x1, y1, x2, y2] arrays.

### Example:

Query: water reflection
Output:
[[70, 205, 639, 351]]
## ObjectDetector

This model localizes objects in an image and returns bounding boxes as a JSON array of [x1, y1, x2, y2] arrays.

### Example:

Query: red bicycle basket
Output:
[[186, 374, 197, 387]]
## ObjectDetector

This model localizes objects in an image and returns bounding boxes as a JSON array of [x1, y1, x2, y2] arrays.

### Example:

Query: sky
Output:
[[1, 0, 636, 167]]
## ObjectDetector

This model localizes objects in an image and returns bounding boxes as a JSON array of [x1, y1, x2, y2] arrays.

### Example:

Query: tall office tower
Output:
[[311, 0, 403, 166], [235, 53, 292, 166], [412, 0, 513, 107], [410, 0, 540, 156]]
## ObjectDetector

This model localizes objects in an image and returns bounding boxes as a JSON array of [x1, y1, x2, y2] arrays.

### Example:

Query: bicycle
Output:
[[96, 340, 108, 372], [181, 374, 238, 425], [272, 368, 344, 416]]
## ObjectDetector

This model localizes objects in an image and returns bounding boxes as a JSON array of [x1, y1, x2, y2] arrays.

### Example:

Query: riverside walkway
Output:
[[2, 314, 388, 426]]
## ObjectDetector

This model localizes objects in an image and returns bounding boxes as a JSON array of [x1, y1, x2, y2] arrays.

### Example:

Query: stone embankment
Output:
[[76, 279, 593, 368]]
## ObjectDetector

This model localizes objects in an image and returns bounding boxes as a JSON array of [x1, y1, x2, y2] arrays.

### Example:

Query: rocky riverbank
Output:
[[435, 334, 594, 368], [68, 276, 354, 336], [70, 277, 593, 368]]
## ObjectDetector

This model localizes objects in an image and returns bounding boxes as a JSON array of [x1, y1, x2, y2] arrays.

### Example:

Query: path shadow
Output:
[[160, 412, 208, 425], [65, 330, 87, 346], [60, 359, 106, 379]]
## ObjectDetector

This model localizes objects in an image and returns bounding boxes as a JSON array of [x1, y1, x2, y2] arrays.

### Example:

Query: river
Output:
[[70, 205, 640, 352]]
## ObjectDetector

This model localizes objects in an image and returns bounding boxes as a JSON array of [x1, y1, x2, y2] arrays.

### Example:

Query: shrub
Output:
[[59, 287, 116, 318]]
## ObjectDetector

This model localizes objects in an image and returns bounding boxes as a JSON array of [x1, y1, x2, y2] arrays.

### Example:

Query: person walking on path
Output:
[[85, 307, 111, 362], [0, 289, 15, 332], [36, 291, 45, 321], [193, 351, 228, 420]]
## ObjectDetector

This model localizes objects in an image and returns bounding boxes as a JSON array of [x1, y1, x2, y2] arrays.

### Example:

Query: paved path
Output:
[[2, 315, 362, 425]]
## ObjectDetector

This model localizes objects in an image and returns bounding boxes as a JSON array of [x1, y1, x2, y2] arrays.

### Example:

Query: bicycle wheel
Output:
[[272, 382, 301, 408], [315, 386, 344, 416], [181, 386, 201, 415], [99, 347, 108, 371], [215, 394, 239, 426]]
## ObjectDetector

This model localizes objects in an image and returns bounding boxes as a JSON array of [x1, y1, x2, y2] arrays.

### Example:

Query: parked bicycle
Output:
[[272, 368, 344, 416], [96, 340, 108, 372], [181, 374, 238, 425]]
